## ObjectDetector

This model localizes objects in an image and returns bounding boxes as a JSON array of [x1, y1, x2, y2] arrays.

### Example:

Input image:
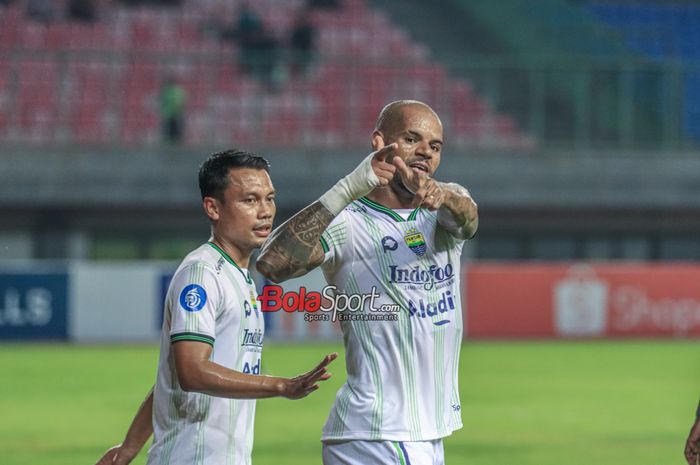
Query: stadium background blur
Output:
[[1, 0, 700, 464]]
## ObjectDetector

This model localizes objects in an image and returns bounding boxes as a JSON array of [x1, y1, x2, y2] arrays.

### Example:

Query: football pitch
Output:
[[1, 340, 697, 465]]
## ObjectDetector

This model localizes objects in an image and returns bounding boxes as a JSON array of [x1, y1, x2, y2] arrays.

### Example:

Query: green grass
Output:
[[1, 341, 698, 465]]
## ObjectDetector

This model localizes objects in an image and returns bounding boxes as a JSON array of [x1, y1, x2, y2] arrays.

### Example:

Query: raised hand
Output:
[[370, 140, 398, 187], [94, 445, 121, 465], [280, 352, 338, 400], [391, 156, 445, 210], [94, 444, 139, 465], [685, 417, 700, 465]]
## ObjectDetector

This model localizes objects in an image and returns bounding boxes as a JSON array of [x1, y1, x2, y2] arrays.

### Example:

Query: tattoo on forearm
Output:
[[287, 203, 334, 247], [257, 201, 335, 282]]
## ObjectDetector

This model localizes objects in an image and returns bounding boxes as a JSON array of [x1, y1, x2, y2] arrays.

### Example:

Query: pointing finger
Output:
[[374, 160, 396, 173], [372, 143, 397, 163], [391, 155, 412, 180]]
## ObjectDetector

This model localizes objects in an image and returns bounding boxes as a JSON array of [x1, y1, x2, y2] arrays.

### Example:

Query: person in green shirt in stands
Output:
[[160, 76, 186, 144]]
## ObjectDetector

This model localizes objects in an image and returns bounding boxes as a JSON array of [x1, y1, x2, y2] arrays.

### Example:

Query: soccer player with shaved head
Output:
[[257, 100, 478, 465]]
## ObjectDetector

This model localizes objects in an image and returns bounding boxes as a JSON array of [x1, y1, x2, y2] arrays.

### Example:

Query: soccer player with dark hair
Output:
[[257, 100, 478, 465], [95, 149, 336, 465]]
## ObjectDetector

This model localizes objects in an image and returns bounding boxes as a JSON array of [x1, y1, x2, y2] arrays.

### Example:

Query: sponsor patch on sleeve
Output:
[[179, 284, 207, 312]]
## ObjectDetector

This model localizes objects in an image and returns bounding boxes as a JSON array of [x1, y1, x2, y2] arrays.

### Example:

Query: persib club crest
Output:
[[404, 228, 427, 256]]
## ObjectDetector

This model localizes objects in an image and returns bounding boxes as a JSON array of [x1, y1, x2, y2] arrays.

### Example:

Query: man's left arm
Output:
[[391, 158, 477, 240], [434, 182, 478, 240]]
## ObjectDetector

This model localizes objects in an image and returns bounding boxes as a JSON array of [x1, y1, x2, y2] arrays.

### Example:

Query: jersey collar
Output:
[[358, 197, 420, 222], [207, 242, 253, 284]]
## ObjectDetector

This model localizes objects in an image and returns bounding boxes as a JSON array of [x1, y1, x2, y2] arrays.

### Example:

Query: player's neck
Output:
[[209, 236, 251, 269], [366, 185, 414, 210]]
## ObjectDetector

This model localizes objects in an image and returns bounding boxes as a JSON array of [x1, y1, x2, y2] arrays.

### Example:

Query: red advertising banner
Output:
[[465, 263, 700, 338]]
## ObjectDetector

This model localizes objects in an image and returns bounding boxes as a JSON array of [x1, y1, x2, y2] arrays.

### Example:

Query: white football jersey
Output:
[[320, 197, 465, 442], [148, 243, 264, 465]]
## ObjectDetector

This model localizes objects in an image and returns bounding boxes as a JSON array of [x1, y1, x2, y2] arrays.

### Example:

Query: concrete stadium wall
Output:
[[3, 146, 700, 262], [2, 146, 700, 211]]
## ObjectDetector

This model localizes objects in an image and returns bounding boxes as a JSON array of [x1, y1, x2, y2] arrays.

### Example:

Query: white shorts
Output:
[[322, 439, 444, 465]]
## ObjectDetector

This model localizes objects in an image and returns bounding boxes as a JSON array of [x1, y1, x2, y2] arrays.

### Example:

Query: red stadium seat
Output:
[[0, 6, 21, 49], [0, 0, 530, 147]]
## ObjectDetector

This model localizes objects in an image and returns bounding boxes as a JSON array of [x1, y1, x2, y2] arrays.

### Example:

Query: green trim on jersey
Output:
[[346, 273, 384, 439], [392, 442, 408, 465], [185, 265, 205, 335], [319, 235, 330, 253], [324, 222, 348, 247], [194, 394, 212, 465], [358, 197, 420, 223], [159, 403, 183, 465], [207, 242, 253, 284], [171, 332, 215, 346], [358, 210, 423, 439], [322, 204, 463, 442], [226, 398, 240, 465]]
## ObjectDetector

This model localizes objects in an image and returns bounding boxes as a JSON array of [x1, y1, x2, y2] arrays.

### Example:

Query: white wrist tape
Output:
[[319, 152, 380, 215]]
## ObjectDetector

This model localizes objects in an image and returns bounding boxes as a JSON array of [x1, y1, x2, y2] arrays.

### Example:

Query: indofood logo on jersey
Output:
[[403, 228, 427, 256], [388, 263, 454, 291], [241, 328, 264, 348]]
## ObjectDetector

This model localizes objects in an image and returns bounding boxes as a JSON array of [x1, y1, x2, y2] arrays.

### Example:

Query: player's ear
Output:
[[203, 196, 220, 221], [371, 131, 385, 151]]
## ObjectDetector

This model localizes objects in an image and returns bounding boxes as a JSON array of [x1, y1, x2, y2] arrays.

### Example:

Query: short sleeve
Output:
[[168, 262, 222, 347], [320, 208, 352, 272]]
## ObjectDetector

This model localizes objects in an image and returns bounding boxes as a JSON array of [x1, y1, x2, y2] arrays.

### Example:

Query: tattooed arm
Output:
[[391, 156, 478, 240], [257, 143, 399, 283], [256, 201, 335, 283], [436, 182, 479, 240]]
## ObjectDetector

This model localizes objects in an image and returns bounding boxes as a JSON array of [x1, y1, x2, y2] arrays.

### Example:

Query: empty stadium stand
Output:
[[587, 2, 700, 142], [0, 0, 530, 148]]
